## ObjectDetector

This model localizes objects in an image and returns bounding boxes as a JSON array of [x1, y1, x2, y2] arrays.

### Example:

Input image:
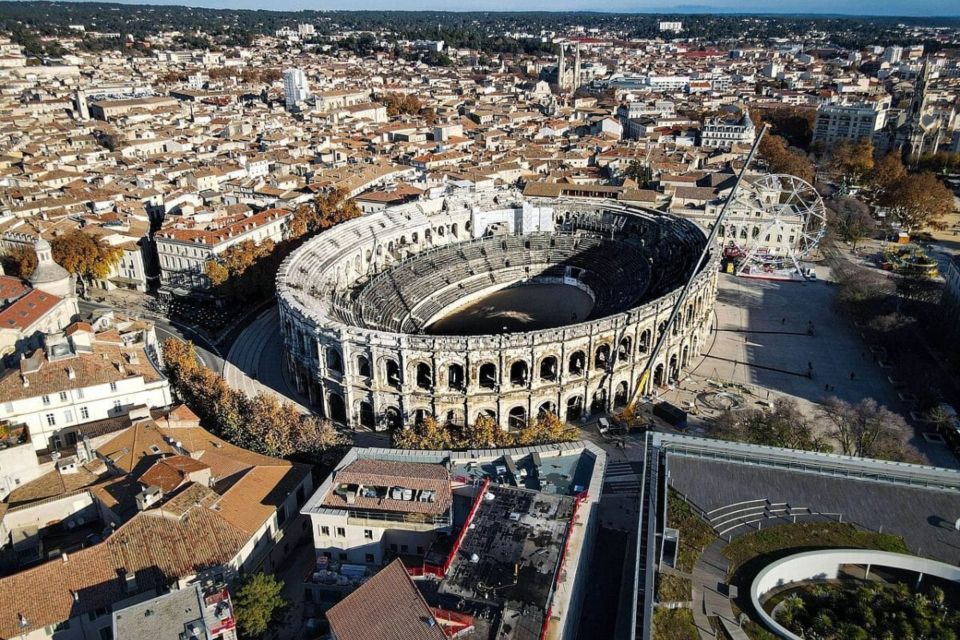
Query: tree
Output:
[[622, 159, 653, 188], [51, 230, 123, 285], [459, 414, 512, 448], [293, 415, 348, 456], [393, 416, 456, 450], [1, 245, 37, 278], [880, 172, 953, 231], [829, 197, 874, 249], [830, 138, 874, 185], [160, 338, 345, 459], [869, 152, 906, 197], [233, 573, 287, 638], [817, 397, 918, 461], [289, 187, 361, 239], [204, 260, 229, 286], [514, 412, 577, 446], [758, 134, 815, 184], [710, 398, 827, 451]]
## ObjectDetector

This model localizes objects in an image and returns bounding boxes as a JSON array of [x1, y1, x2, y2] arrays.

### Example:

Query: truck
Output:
[[653, 401, 688, 430]]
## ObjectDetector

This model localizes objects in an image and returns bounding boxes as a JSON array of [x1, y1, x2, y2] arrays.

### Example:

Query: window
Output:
[[76, 388, 84, 400], [98, 627, 113, 640], [336, 527, 345, 537], [46, 413, 56, 426], [42, 394, 51, 406], [59, 391, 68, 402], [80, 406, 90, 420], [365, 553, 375, 564], [320, 525, 330, 536], [401, 545, 409, 553], [2, 402, 11, 414], [109, 382, 118, 392], [363, 529, 373, 540], [338, 552, 347, 561], [113, 399, 122, 411], [64, 410, 74, 424]]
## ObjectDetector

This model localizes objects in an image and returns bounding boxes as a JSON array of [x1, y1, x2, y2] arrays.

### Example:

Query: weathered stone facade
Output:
[[277, 191, 719, 430]]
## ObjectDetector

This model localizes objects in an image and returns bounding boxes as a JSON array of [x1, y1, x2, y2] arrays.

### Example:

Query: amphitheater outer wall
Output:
[[276, 195, 719, 430]]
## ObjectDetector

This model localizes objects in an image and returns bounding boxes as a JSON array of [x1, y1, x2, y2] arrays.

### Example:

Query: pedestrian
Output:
[[825, 383, 829, 391], [782, 317, 786, 325], [850, 371, 856, 381]]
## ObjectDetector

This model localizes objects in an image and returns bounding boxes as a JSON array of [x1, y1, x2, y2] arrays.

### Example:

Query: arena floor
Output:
[[424, 282, 594, 335]]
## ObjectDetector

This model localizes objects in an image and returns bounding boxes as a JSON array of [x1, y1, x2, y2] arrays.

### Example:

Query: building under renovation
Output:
[[300, 442, 605, 640]]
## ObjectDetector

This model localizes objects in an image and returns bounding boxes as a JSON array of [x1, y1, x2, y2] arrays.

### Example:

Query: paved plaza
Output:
[[655, 272, 958, 468]]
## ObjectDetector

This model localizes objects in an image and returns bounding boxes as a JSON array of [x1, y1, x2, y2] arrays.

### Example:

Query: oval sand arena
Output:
[[425, 282, 594, 335]]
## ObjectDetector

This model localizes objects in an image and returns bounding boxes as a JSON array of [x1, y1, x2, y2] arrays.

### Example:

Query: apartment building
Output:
[[813, 98, 889, 145], [154, 208, 290, 290]]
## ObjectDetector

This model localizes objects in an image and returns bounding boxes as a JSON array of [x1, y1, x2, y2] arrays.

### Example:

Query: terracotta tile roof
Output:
[[0, 288, 61, 330], [0, 275, 29, 303], [96, 421, 177, 476], [5, 466, 103, 508], [0, 494, 247, 638], [213, 464, 308, 534], [139, 455, 209, 493], [323, 459, 451, 516], [0, 341, 163, 402], [326, 559, 446, 640]]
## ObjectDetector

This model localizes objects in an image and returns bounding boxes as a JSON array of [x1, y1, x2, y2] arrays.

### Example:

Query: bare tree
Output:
[[711, 398, 827, 451], [828, 196, 874, 250], [817, 397, 919, 461]]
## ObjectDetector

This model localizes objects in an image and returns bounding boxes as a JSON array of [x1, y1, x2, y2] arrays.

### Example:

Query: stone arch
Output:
[[653, 363, 665, 387], [639, 329, 651, 353], [617, 336, 632, 362], [326, 348, 343, 373], [591, 388, 608, 413], [414, 362, 433, 390], [475, 408, 496, 423], [358, 401, 375, 429], [565, 394, 584, 421], [383, 406, 402, 430], [614, 381, 629, 408], [669, 353, 680, 382], [594, 343, 611, 369], [327, 392, 347, 424], [447, 362, 465, 391], [539, 355, 558, 381], [508, 405, 527, 429], [478, 362, 497, 389], [356, 354, 371, 378], [383, 358, 401, 388], [537, 401, 556, 417], [509, 359, 529, 387], [568, 350, 586, 376]]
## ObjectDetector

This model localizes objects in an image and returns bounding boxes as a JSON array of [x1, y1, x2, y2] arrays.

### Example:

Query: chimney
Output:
[[61, 552, 69, 563]]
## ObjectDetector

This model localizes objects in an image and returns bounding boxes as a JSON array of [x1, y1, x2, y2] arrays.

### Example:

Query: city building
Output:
[[302, 442, 605, 640], [112, 584, 237, 640], [813, 98, 889, 146], [283, 68, 310, 111], [154, 208, 290, 291], [700, 108, 756, 149], [0, 404, 312, 640]]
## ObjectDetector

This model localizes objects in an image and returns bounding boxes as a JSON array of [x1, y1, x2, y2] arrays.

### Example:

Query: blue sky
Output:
[[63, 0, 960, 17]]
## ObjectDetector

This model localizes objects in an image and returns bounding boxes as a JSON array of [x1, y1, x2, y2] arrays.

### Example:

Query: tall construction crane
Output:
[[628, 124, 769, 409]]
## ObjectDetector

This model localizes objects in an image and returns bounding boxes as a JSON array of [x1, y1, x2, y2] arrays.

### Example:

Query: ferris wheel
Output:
[[728, 173, 827, 278]]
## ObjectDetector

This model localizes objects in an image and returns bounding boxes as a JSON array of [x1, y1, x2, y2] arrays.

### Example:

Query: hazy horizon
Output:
[[39, 0, 960, 18]]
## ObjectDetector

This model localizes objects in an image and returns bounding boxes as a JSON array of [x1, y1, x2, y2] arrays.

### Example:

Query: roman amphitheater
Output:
[[277, 189, 718, 431]]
